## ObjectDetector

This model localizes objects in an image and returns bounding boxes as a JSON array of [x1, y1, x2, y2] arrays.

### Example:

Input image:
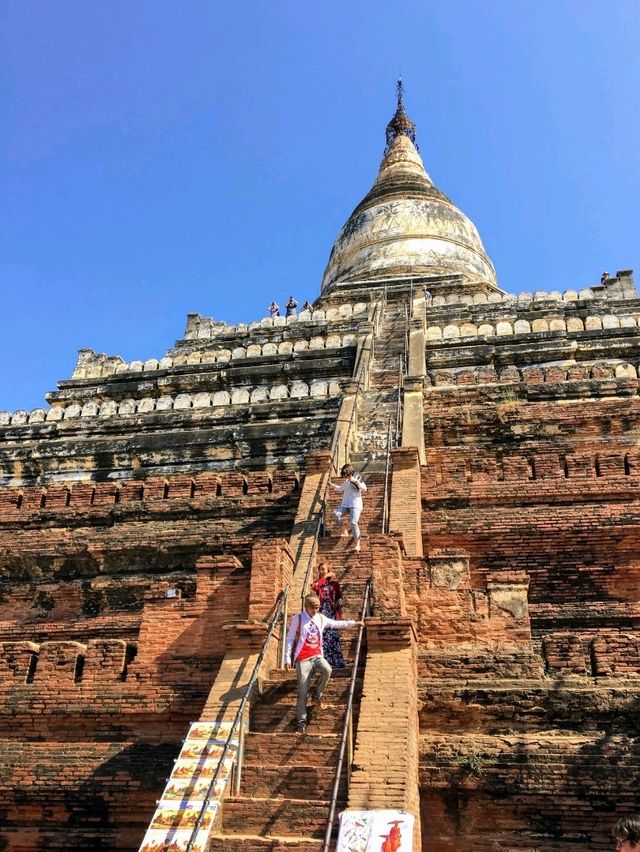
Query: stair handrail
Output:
[[299, 512, 324, 610], [395, 353, 404, 448], [321, 579, 372, 852], [184, 587, 289, 852], [403, 300, 410, 374], [300, 439, 341, 609], [381, 417, 393, 534]]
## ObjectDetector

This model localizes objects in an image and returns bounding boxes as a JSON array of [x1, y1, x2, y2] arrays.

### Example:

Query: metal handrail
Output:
[[381, 418, 393, 534], [395, 355, 404, 448], [395, 297, 410, 448], [403, 301, 410, 374], [300, 436, 342, 608], [300, 512, 324, 609], [321, 579, 372, 852], [184, 587, 289, 852]]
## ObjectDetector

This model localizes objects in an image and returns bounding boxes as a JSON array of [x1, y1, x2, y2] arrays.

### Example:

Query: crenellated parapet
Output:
[[0, 638, 130, 685], [71, 330, 359, 379], [425, 270, 639, 340], [0, 379, 344, 428], [181, 300, 369, 340], [0, 469, 300, 515], [425, 269, 636, 308], [423, 360, 639, 398], [426, 313, 640, 340]]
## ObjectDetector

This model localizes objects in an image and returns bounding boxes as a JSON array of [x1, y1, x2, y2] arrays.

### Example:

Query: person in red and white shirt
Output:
[[285, 593, 363, 732]]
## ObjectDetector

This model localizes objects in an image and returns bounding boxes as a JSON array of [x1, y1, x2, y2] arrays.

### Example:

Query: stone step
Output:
[[238, 762, 347, 800], [263, 667, 362, 693], [208, 835, 321, 852], [220, 797, 335, 839], [251, 695, 356, 735], [242, 731, 341, 766]]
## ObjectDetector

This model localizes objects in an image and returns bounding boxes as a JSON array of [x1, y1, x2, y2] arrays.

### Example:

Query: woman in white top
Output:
[[330, 463, 367, 552]]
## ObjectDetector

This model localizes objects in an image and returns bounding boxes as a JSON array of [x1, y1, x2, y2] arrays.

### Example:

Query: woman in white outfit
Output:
[[331, 463, 367, 552]]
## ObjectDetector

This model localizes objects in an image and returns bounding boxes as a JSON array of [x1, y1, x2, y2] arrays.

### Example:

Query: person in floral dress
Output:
[[312, 562, 346, 668]]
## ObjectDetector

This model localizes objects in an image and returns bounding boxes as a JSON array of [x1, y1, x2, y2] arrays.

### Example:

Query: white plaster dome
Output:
[[320, 101, 498, 294]]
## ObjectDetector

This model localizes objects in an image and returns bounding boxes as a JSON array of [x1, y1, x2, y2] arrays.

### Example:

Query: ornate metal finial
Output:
[[385, 77, 417, 152]]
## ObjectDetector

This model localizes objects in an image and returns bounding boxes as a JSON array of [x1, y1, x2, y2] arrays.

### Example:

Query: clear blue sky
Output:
[[1, 1, 638, 411]]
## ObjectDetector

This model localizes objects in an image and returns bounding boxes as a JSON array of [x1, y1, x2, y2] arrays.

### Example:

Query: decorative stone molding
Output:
[[0, 379, 349, 428], [182, 301, 369, 340], [71, 331, 361, 380], [424, 313, 639, 342], [427, 360, 638, 388]]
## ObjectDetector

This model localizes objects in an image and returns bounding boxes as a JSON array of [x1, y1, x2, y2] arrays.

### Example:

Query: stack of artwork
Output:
[[337, 810, 414, 852], [138, 720, 238, 852]]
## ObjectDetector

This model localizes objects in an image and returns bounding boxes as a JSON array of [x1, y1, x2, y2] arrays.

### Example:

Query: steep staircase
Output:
[[207, 298, 408, 852], [352, 297, 409, 469], [208, 585, 369, 851]]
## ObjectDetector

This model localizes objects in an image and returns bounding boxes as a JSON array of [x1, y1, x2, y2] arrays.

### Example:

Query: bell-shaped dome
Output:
[[320, 84, 498, 294]]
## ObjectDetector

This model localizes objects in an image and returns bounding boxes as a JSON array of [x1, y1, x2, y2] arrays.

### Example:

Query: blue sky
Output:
[[1, 1, 638, 411]]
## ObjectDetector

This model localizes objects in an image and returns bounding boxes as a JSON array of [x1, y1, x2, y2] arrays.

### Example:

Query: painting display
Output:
[[138, 720, 239, 852], [337, 810, 414, 852]]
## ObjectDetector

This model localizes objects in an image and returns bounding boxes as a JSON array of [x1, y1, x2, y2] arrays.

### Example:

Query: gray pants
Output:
[[295, 655, 332, 723]]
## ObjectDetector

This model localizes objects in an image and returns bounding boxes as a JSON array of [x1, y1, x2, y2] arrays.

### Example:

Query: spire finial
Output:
[[385, 78, 417, 152]]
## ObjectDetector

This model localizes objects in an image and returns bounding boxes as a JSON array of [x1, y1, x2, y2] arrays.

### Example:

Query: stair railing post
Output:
[[346, 713, 353, 789], [382, 418, 392, 534], [321, 580, 371, 852], [233, 710, 245, 796], [396, 356, 403, 448], [279, 586, 289, 669]]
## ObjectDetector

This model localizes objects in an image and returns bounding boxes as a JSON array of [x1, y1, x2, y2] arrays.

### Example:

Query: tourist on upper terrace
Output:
[[285, 295, 298, 316], [331, 464, 367, 552], [301, 300, 313, 313], [267, 300, 280, 317], [311, 562, 346, 668], [612, 816, 640, 850], [285, 593, 363, 733]]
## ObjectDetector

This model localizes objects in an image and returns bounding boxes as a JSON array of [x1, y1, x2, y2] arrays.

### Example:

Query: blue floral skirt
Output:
[[321, 600, 346, 668]]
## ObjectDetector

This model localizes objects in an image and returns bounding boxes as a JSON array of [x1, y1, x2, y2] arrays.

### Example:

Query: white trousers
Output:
[[333, 504, 362, 541]]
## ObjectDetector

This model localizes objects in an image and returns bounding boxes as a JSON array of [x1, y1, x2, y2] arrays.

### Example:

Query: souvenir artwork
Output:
[[337, 811, 414, 852], [161, 778, 221, 801], [172, 757, 233, 779], [139, 827, 205, 852], [137, 720, 239, 852], [337, 810, 375, 852], [151, 804, 217, 831], [188, 721, 234, 741]]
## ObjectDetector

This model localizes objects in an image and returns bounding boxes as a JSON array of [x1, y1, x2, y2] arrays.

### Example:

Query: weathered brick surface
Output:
[[389, 446, 423, 557], [4, 273, 640, 852], [417, 380, 640, 849], [348, 618, 421, 852], [0, 460, 304, 849]]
